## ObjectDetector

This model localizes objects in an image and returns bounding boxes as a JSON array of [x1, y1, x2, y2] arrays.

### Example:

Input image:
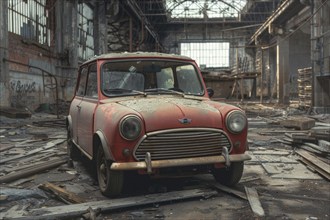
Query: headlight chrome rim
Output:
[[225, 110, 247, 134], [119, 115, 142, 141]]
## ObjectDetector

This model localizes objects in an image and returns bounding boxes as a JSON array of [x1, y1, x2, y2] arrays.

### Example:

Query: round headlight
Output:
[[120, 115, 142, 140], [226, 110, 247, 134]]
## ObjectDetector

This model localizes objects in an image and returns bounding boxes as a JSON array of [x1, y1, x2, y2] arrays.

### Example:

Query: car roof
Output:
[[82, 52, 194, 65]]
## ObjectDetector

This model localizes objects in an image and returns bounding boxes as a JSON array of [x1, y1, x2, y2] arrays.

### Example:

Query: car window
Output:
[[86, 64, 98, 98], [77, 67, 88, 96], [101, 60, 204, 96], [176, 65, 203, 95]]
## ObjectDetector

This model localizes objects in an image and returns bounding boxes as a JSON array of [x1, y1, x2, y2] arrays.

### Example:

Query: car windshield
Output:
[[101, 60, 204, 97]]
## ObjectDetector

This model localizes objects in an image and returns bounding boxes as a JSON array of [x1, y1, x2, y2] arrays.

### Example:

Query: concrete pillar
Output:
[[55, 0, 78, 101], [0, 0, 9, 107], [276, 38, 290, 104], [94, 0, 108, 55], [311, 0, 330, 113]]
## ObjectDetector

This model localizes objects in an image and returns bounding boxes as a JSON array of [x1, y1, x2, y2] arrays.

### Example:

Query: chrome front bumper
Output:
[[110, 153, 251, 171]]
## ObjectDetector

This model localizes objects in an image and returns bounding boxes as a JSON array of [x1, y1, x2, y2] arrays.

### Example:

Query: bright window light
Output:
[[180, 42, 230, 68], [166, 0, 247, 19]]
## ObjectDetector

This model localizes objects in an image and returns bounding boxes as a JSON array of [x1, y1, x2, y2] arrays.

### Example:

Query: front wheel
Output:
[[96, 146, 124, 197], [212, 162, 244, 186]]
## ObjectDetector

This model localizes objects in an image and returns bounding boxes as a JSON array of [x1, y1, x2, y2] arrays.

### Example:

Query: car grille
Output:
[[134, 128, 231, 161]]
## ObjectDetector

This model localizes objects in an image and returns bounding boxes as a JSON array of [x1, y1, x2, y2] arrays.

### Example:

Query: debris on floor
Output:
[[0, 103, 329, 220]]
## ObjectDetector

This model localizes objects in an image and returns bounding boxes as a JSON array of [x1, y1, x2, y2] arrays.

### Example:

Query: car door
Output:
[[71, 66, 88, 146], [76, 63, 99, 157]]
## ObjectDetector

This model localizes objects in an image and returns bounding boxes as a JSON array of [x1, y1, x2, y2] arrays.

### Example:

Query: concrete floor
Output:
[[0, 104, 329, 220]]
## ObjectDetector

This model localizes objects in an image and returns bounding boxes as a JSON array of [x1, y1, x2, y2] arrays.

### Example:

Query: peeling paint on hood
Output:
[[117, 96, 223, 132]]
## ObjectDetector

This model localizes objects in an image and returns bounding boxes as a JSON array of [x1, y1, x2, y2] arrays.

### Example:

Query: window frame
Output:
[[7, 0, 50, 46], [180, 41, 230, 69]]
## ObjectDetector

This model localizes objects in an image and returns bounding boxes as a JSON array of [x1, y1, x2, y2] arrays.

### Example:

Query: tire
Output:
[[212, 162, 244, 186], [67, 127, 81, 161], [96, 146, 124, 197]]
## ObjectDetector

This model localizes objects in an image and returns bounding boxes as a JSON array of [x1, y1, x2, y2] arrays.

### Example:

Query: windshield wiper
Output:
[[144, 88, 185, 97], [104, 88, 146, 96]]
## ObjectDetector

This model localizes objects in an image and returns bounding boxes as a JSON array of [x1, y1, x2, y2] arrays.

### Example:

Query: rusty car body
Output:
[[67, 52, 251, 196]]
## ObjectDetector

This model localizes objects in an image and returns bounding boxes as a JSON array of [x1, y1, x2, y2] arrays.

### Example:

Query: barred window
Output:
[[8, 0, 50, 46], [78, 3, 94, 60], [180, 42, 230, 68]]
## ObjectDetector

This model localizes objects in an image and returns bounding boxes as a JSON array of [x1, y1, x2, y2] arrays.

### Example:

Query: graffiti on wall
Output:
[[10, 80, 36, 94], [9, 79, 39, 109]]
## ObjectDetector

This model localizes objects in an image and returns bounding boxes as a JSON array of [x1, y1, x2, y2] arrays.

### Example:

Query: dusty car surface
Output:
[[67, 52, 251, 197]]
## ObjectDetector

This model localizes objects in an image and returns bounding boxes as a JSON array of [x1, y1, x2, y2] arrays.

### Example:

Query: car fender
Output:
[[94, 130, 115, 161]]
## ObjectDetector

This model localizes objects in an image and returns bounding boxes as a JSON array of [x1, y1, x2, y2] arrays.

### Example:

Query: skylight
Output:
[[166, 0, 247, 19]]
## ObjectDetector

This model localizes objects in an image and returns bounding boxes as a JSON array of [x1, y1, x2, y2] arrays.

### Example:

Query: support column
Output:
[[276, 38, 290, 104], [94, 0, 108, 55], [0, 0, 9, 106], [311, 0, 330, 113], [55, 0, 78, 101]]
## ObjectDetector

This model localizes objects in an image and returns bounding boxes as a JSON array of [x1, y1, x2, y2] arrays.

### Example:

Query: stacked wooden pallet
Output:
[[297, 67, 312, 109], [283, 123, 330, 180]]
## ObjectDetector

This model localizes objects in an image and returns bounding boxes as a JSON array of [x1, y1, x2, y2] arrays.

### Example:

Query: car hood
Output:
[[116, 97, 223, 132]]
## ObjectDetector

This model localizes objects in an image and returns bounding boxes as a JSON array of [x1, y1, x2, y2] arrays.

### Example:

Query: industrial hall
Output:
[[0, 0, 329, 219]]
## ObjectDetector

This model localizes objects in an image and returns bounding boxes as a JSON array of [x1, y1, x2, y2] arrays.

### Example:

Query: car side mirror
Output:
[[207, 88, 214, 98]]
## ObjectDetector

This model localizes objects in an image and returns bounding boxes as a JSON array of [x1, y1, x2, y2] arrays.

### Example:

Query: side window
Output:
[[86, 64, 98, 98], [77, 67, 88, 96]]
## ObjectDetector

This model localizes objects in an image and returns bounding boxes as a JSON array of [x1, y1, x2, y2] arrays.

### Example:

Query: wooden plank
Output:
[[304, 142, 330, 154], [280, 117, 315, 130], [285, 133, 317, 143], [209, 181, 247, 200], [0, 139, 65, 164], [296, 149, 330, 175], [39, 182, 85, 204], [297, 158, 330, 181], [245, 187, 265, 217], [0, 143, 15, 152], [0, 158, 67, 183], [2, 189, 218, 220], [319, 140, 330, 152]]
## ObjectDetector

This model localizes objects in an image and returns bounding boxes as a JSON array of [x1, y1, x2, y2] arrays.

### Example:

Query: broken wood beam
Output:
[[295, 149, 330, 180], [280, 117, 315, 130], [297, 157, 330, 181], [245, 187, 265, 217], [209, 181, 247, 200], [39, 182, 85, 204], [0, 158, 67, 183], [2, 189, 217, 220], [0, 139, 65, 164]]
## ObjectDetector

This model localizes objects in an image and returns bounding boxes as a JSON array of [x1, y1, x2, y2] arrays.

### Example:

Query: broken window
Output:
[[180, 42, 230, 68], [8, 0, 50, 45], [78, 3, 94, 61]]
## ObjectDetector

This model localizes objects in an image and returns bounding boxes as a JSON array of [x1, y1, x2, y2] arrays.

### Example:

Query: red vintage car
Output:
[[67, 52, 251, 197]]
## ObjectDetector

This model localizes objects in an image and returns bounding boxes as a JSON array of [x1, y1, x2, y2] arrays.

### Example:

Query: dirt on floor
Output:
[[0, 102, 329, 220]]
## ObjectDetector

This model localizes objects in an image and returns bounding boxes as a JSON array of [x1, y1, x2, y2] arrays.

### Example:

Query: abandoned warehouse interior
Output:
[[0, 0, 330, 219]]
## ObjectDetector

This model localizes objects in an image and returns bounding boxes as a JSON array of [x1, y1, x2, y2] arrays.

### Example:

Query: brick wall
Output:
[[7, 32, 58, 110]]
